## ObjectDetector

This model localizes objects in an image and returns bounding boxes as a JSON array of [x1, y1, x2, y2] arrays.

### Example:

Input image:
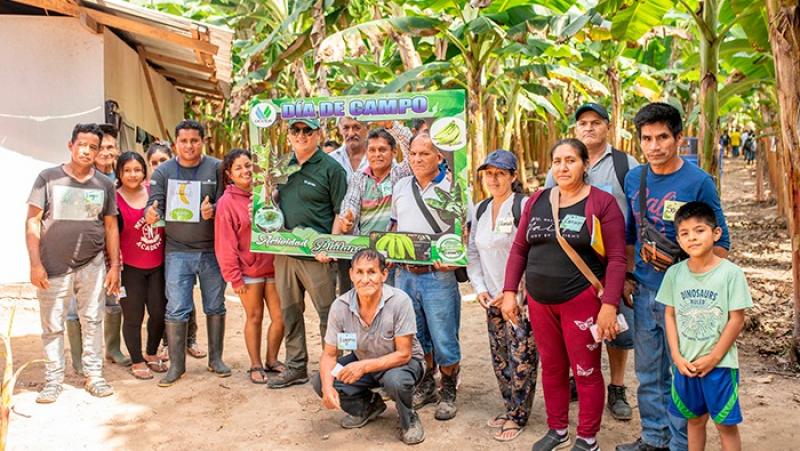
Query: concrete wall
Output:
[[0, 17, 185, 284], [103, 29, 184, 150], [0, 16, 105, 284]]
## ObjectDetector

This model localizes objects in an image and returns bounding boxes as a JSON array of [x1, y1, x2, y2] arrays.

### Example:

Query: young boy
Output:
[[657, 201, 752, 451]]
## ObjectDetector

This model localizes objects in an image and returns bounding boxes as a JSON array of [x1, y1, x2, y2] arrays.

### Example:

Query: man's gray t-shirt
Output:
[[147, 156, 224, 253], [325, 285, 424, 361], [545, 144, 639, 220], [27, 166, 116, 277]]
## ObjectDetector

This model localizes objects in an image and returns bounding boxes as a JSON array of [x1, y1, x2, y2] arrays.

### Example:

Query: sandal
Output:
[[36, 382, 63, 404], [493, 421, 523, 442], [186, 341, 207, 359], [85, 378, 114, 398], [487, 413, 509, 428], [265, 360, 287, 374], [130, 365, 154, 380], [145, 358, 168, 373], [248, 367, 267, 384]]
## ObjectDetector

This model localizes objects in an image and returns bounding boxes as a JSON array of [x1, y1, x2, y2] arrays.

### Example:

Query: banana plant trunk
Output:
[[698, 0, 721, 189], [767, 0, 800, 362], [607, 64, 623, 149], [467, 68, 487, 201]]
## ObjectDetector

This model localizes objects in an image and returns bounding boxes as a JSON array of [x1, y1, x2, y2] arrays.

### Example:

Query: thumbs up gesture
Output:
[[145, 200, 161, 225], [339, 208, 355, 233], [201, 195, 214, 220]]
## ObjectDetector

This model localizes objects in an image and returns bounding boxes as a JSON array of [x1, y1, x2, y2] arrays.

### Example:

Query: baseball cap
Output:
[[478, 149, 517, 172], [575, 103, 610, 122], [287, 118, 320, 130]]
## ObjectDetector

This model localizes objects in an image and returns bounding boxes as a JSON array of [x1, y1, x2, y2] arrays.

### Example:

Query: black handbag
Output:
[[638, 166, 686, 272]]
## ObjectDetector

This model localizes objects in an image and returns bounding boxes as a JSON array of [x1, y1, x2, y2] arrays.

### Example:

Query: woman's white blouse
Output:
[[467, 195, 528, 298]]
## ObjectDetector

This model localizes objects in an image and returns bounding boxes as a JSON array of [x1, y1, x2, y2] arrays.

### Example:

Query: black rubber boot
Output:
[[158, 321, 187, 387], [104, 311, 132, 366], [206, 314, 231, 377]]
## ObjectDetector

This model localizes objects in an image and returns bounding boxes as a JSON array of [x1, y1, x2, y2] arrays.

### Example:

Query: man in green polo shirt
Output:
[[268, 118, 348, 389]]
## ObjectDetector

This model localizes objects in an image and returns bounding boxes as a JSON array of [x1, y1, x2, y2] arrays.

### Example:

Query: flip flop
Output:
[[487, 413, 509, 428], [265, 360, 287, 374], [146, 359, 168, 373], [493, 422, 524, 442], [130, 366, 154, 380], [247, 367, 267, 384]]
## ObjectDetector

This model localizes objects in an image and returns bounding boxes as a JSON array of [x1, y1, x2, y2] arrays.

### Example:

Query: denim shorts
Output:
[[606, 299, 635, 350], [243, 276, 267, 284]]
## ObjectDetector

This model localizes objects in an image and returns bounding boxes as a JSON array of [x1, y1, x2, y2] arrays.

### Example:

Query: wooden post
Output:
[[137, 46, 170, 141]]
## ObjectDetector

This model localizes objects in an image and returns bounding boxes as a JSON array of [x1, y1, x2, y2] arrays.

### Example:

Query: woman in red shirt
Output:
[[215, 149, 285, 384], [116, 152, 167, 380], [501, 139, 626, 451]]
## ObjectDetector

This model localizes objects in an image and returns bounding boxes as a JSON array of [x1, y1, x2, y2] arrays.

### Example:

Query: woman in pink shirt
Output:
[[215, 149, 285, 384], [116, 152, 167, 380]]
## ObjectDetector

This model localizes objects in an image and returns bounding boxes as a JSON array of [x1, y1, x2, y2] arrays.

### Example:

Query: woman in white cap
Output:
[[467, 149, 538, 442]]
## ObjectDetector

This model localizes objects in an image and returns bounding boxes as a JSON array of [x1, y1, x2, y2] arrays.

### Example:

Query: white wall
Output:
[[0, 17, 105, 284]]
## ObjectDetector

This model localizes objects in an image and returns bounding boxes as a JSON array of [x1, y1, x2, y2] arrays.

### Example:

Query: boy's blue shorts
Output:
[[670, 366, 742, 425]]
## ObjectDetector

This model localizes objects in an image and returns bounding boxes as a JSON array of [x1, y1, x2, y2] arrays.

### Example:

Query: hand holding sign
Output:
[[201, 196, 214, 220], [145, 200, 161, 225], [339, 209, 355, 233]]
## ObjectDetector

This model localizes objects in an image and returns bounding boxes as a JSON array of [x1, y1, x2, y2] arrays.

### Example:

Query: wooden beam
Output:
[[155, 69, 217, 88], [137, 46, 170, 141], [79, 12, 101, 34], [173, 82, 223, 97], [176, 87, 223, 100], [84, 8, 218, 55], [10, 1, 218, 54], [191, 26, 215, 68], [143, 50, 215, 74]]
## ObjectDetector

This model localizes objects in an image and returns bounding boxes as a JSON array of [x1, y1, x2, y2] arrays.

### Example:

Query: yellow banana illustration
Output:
[[178, 183, 190, 205]]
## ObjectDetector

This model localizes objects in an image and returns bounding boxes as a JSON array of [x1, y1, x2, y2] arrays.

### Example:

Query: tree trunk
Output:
[[311, 0, 329, 96], [467, 68, 487, 201], [698, 0, 721, 189], [607, 64, 624, 149], [292, 60, 313, 97], [767, 0, 800, 362]]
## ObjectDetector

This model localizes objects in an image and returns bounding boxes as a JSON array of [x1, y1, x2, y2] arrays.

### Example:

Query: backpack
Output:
[[475, 192, 525, 227], [610, 147, 630, 190]]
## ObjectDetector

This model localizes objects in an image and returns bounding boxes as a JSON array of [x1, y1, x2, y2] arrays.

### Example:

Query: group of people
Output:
[[26, 100, 752, 451], [720, 128, 757, 165]]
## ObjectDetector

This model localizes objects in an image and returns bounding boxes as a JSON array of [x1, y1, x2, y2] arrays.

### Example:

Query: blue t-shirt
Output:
[[624, 159, 730, 290]]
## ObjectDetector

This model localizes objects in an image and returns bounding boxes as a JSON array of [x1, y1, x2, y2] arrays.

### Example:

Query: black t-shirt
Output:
[[524, 192, 604, 303]]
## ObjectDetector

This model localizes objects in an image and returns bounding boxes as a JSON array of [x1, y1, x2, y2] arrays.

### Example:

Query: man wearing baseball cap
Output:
[[545, 103, 640, 422], [268, 117, 349, 389]]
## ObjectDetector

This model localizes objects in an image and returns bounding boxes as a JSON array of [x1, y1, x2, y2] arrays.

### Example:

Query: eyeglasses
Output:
[[289, 126, 315, 136]]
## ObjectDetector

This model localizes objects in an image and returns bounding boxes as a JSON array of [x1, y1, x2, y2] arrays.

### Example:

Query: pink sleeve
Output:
[[214, 197, 245, 290], [595, 191, 626, 307], [502, 190, 542, 292]]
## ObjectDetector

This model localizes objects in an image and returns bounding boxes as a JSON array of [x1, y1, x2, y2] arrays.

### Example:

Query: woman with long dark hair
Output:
[[502, 139, 627, 451], [115, 152, 167, 379], [215, 149, 285, 383]]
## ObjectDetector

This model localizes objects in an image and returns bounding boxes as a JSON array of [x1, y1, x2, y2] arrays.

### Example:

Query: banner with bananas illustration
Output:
[[247, 90, 469, 266]]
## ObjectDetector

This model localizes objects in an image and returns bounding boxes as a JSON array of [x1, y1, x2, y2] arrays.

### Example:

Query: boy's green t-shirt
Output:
[[656, 259, 753, 368]]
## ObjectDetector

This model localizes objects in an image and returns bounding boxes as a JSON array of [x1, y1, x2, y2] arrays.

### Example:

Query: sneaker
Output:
[[340, 396, 387, 429], [533, 429, 570, 451], [267, 367, 309, 389], [412, 369, 438, 409], [84, 378, 114, 398], [607, 384, 632, 420], [572, 437, 600, 451], [401, 410, 425, 445], [35, 382, 63, 404], [434, 369, 458, 421], [615, 438, 668, 451]]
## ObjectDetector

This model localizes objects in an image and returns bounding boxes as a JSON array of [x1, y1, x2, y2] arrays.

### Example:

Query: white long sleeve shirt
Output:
[[467, 194, 529, 297]]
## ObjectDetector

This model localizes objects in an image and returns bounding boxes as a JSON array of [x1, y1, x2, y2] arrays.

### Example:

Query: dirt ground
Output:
[[3, 158, 800, 450]]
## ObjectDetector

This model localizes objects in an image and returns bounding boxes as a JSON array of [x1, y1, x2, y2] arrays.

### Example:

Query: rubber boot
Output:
[[206, 314, 231, 377], [158, 321, 188, 387], [66, 319, 83, 375], [104, 311, 132, 366]]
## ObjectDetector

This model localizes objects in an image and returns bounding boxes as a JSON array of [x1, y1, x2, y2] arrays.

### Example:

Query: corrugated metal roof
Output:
[[7, 0, 233, 98]]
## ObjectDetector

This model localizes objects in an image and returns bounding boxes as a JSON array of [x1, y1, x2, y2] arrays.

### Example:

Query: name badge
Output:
[[662, 200, 686, 222], [561, 214, 586, 232], [337, 333, 357, 351], [495, 217, 514, 234]]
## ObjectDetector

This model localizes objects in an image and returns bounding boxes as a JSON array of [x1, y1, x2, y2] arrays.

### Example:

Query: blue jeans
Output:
[[164, 251, 226, 322], [633, 284, 688, 450], [395, 268, 461, 366], [606, 300, 634, 350]]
